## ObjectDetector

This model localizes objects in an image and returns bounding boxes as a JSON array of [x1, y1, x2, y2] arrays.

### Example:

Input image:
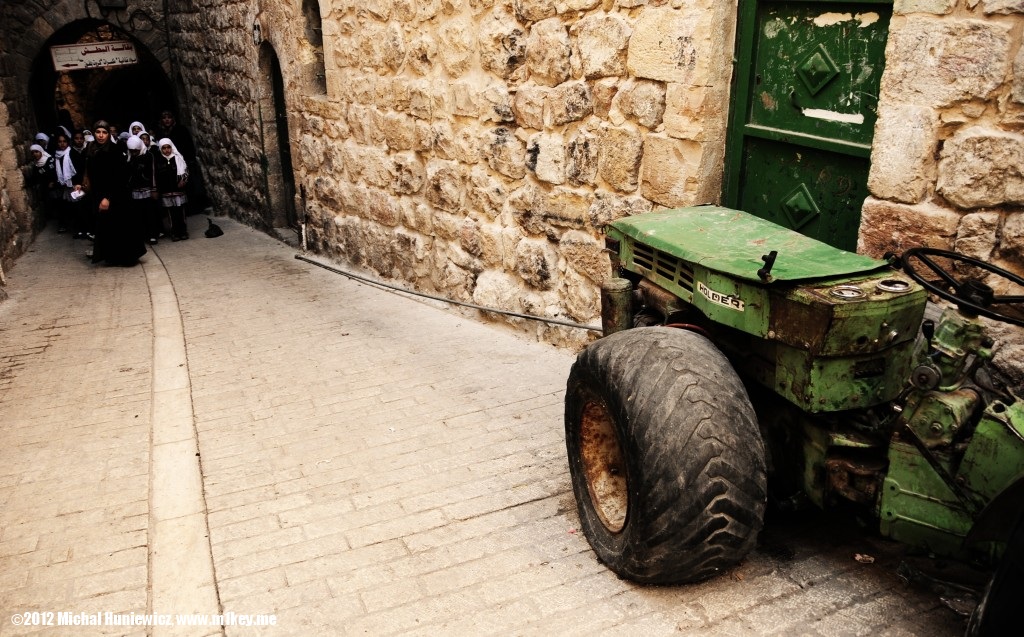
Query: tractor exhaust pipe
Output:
[[601, 278, 634, 336]]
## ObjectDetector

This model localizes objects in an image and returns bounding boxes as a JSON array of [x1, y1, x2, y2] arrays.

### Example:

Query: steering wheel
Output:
[[902, 247, 1024, 327]]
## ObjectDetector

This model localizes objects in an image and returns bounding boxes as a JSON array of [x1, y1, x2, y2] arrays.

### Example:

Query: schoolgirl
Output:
[[154, 137, 189, 241]]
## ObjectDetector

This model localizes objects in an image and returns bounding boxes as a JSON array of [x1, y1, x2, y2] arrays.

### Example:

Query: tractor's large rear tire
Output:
[[565, 327, 767, 584]]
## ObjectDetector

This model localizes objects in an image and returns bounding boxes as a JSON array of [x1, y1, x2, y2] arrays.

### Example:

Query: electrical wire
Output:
[[294, 254, 602, 333]]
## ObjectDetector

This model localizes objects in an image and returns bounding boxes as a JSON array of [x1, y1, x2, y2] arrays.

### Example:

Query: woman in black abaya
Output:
[[85, 120, 146, 266]]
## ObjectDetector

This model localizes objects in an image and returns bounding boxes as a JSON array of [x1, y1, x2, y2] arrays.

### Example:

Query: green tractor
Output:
[[564, 206, 1024, 632]]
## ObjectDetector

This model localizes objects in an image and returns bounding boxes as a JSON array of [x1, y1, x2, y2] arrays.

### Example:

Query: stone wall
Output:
[[169, 0, 738, 347], [858, 1, 1024, 384]]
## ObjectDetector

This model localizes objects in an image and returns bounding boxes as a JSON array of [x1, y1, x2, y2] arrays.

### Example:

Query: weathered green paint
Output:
[[607, 206, 926, 413], [959, 401, 1024, 503], [725, 0, 893, 250], [607, 206, 886, 283], [880, 441, 974, 557]]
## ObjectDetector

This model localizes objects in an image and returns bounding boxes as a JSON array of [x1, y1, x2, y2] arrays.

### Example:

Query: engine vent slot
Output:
[[631, 242, 694, 292]]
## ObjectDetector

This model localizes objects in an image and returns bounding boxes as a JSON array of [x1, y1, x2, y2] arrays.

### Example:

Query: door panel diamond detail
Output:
[[782, 183, 821, 230], [797, 43, 840, 96]]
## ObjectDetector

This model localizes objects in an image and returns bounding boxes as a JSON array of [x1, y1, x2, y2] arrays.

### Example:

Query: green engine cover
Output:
[[607, 206, 928, 412]]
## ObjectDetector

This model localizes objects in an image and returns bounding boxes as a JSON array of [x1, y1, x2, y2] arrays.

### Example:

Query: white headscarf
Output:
[[34, 132, 49, 146], [126, 135, 144, 161], [30, 143, 51, 167], [54, 144, 76, 186], [157, 138, 187, 176], [129, 121, 147, 136]]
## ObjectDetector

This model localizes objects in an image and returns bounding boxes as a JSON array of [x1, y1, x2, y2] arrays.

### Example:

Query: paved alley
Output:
[[0, 217, 967, 636]]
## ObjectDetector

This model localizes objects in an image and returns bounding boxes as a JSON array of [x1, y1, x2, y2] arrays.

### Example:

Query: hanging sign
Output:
[[50, 40, 138, 71]]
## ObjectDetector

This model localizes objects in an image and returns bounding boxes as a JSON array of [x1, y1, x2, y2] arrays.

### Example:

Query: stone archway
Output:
[[257, 41, 298, 233], [29, 19, 176, 136]]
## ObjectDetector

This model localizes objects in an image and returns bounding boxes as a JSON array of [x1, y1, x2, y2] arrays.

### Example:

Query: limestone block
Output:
[[419, 0, 445, 21], [481, 83, 515, 122], [382, 112, 418, 151], [568, 128, 599, 187], [664, 84, 716, 141], [560, 230, 609, 283], [509, 183, 547, 235], [404, 202, 435, 233], [487, 127, 528, 179], [389, 152, 426, 195], [937, 127, 1024, 209], [548, 82, 595, 126], [343, 183, 369, 218], [893, 0, 955, 13], [640, 134, 701, 207], [381, 23, 407, 71], [598, 126, 643, 193], [434, 212, 464, 241], [313, 175, 342, 209], [562, 265, 602, 322], [427, 121, 457, 161], [407, 35, 437, 76], [299, 134, 325, 169], [479, 7, 528, 79], [516, 238, 559, 289], [439, 17, 476, 76], [544, 187, 592, 233], [529, 132, 567, 185], [1002, 212, 1024, 261], [333, 214, 367, 267], [983, 0, 1024, 14], [513, 85, 547, 130], [447, 242, 484, 275], [627, 7, 703, 84], [500, 226, 525, 270], [451, 81, 483, 117], [476, 222, 507, 267], [954, 211, 1000, 261], [467, 166, 508, 219], [366, 188, 403, 227], [392, 229, 428, 280], [867, 104, 938, 204], [570, 13, 631, 79], [360, 147, 394, 189], [347, 104, 381, 146], [1014, 45, 1024, 104], [592, 78, 619, 119], [394, 0, 419, 21], [452, 125, 486, 164], [526, 18, 572, 87], [558, 0, 602, 11], [460, 218, 484, 257], [588, 191, 655, 228], [305, 115, 325, 137], [425, 159, 465, 213], [857, 197, 962, 257], [473, 270, 526, 312], [610, 79, 666, 129], [414, 120, 436, 153], [363, 0, 392, 19], [515, 0, 556, 21], [881, 18, 1012, 107]]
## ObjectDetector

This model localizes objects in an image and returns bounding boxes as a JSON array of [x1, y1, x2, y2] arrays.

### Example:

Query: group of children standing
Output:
[[25, 112, 195, 266]]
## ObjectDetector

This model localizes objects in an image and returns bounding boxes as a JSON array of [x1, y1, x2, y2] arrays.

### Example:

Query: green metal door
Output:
[[724, 0, 892, 251]]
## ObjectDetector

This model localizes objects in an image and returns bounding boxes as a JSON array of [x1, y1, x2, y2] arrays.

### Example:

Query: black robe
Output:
[[87, 140, 146, 266]]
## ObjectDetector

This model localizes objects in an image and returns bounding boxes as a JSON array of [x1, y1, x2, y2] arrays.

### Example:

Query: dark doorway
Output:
[[29, 20, 174, 136], [257, 42, 298, 232]]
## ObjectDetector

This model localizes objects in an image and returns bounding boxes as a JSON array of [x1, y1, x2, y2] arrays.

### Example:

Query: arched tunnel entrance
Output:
[[29, 19, 175, 137]]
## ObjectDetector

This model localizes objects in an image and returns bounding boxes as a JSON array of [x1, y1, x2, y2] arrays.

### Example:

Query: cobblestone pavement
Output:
[[1, 217, 968, 636]]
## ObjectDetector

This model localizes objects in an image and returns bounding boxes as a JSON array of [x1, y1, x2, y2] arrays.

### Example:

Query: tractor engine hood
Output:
[[608, 206, 886, 283]]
